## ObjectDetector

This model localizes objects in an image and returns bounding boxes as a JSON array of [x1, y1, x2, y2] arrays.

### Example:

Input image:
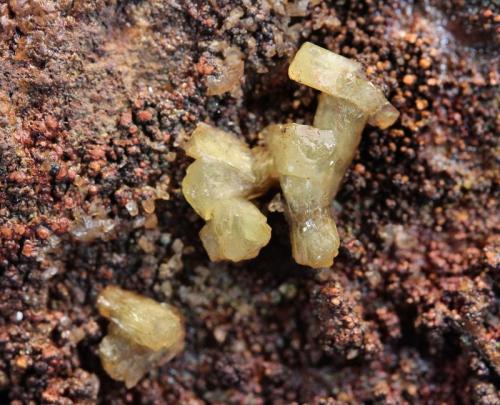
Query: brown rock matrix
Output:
[[0, 0, 497, 403]]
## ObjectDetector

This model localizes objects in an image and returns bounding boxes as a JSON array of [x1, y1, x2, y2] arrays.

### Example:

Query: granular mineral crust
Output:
[[0, 0, 498, 403]]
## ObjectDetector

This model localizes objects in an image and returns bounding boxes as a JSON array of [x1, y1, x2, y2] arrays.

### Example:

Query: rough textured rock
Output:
[[0, 0, 498, 403]]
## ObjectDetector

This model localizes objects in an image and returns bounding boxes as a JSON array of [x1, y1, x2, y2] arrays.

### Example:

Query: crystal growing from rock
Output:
[[266, 123, 340, 268], [97, 286, 185, 388], [182, 123, 272, 262], [289, 42, 399, 129], [181, 42, 399, 269]]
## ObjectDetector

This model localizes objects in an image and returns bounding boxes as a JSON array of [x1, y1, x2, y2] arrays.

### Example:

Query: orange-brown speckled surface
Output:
[[0, 1, 498, 403]]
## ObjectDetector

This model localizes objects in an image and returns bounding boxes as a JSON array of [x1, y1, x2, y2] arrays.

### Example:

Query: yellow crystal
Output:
[[313, 93, 367, 196], [97, 286, 185, 388], [182, 123, 273, 262], [200, 198, 271, 262], [263, 42, 400, 268], [182, 159, 255, 220], [250, 145, 278, 197], [289, 42, 399, 129], [184, 123, 254, 177], [266, 124, 340, 268], [181, 42, 400, 269]]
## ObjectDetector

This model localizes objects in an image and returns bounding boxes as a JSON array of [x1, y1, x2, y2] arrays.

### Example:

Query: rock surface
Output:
[[0, 0, 498, 403]]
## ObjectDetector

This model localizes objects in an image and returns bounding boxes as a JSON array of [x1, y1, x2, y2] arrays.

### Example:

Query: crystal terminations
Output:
[[182, 42, 399, 268], [97, 286, 185, 388]]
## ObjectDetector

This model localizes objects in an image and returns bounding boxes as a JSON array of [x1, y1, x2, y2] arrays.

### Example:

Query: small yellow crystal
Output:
[[313, 93, 367, 196], [264, 42, 400, 268], [200, 199, 271, 262], [289, 42, 399, 129], [97, 286, 185, 388], [182, 123, 273, 262], [250, 146, 279, 196], [266, 124, 340, 268], [184, 123, 254, 177], [182, 159, 255, 220]]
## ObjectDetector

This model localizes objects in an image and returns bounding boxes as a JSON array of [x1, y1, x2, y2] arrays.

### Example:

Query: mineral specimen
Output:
[[97, 286, 185, 388], [182, 42, 398, 268], [267, 42, 399, 268], [313, 94, 367, 197], [182, 123, 272, 262]]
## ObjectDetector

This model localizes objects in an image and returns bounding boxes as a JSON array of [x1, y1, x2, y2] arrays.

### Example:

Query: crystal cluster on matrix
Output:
[[181, 123, 275, 262], [182, 42, 399, 268], [97, 286, 185, 388]]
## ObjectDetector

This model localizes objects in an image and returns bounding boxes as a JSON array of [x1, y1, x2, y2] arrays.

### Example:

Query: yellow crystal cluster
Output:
[[182, 42, 399, 268], [182, 123, 274, 262], [266, 123, 341, 268], [97, 286, 185, 388]]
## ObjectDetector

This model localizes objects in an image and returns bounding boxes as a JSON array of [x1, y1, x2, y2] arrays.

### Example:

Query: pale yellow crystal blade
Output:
[[97, 286, 185, 388], [289, 208, 340, 268], [99, 333, 159, 388], [266, 124, 341, 268], [289, 42, 399, 128], [200, 198, 271, 262], [97, 286, 184, 352], [314, 94, 367, 196], [249, 145, 278, 197], [266, 123, 338, 179], [182, 159, 255, 220]]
